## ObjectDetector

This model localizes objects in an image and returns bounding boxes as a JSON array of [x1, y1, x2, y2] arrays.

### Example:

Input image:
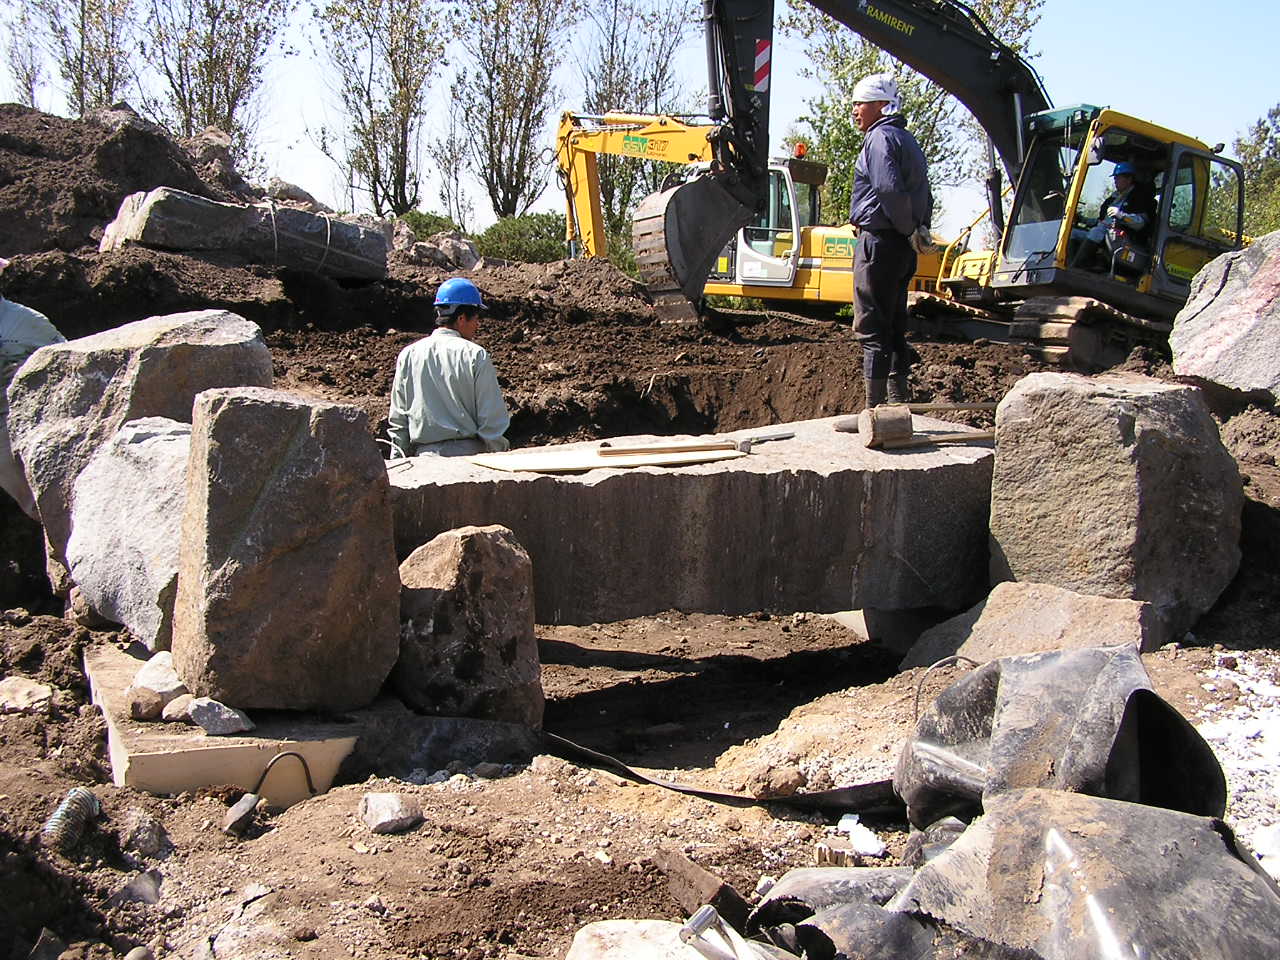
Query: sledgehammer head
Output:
[[858, 405, 915, 449]]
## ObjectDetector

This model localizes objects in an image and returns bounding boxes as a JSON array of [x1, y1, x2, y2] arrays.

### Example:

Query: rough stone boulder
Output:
[[65, 418, 191, 650], [899, 581, 1172, 669], [171, 387, 399, 711], [989, 372, 1242, 635], [1171, 229, 1280, 402], [5, 310, 272, 569], [100, 187, 387, 279], [391, 525, 543, 728]]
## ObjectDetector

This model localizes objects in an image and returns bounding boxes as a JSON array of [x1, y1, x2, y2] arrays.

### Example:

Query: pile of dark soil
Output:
[[0, 104, 231, 256]]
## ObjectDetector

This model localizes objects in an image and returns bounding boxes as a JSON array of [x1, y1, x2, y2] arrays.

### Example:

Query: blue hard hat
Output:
[[434, 277, 486, 310], [1113, 162, 1137, 177]]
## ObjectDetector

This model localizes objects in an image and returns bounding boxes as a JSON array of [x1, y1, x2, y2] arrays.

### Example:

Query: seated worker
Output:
[[1, 256, 66, 517], [1071, 162, 1158, 274], [387, 276, 510, 458]]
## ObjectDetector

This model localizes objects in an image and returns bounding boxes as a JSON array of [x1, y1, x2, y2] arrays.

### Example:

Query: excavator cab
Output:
[[993, 107, 1245, 321]]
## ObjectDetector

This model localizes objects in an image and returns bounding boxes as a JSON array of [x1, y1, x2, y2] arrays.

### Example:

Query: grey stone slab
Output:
[[389, 416, 995, 624], [100, 187, 387, 280], [65, 418, 190, 651], [900, 581, 1172, 669]]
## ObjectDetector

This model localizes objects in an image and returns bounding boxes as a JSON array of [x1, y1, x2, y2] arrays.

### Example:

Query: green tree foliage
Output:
[[401, 209, 461, 240], [142, 0, 292, 160], [475, 213, 568, 263], [451, 0, 579, 219], [781, 0, 1043, 224], [1235, 102, 1280, 237], [315, 0, 444, 216], [27, 0, 136, 116]]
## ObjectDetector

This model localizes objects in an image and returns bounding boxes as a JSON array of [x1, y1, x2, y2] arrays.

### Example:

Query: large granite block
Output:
[[172, 388, 400, 711], [389, 417, 995, 624], [990, 372, 1242, 635], [100, 187, 388, 279], [5, 310, 272, 568], [1171, 228, 1280, 402]]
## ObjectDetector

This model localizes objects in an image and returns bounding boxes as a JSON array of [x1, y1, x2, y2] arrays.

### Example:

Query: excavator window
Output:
[[745, 170, 795, 256], [1004, 137, 1080, 260]]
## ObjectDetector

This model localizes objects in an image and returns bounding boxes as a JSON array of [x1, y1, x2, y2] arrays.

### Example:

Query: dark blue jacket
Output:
[[848, 115, 932, 236]]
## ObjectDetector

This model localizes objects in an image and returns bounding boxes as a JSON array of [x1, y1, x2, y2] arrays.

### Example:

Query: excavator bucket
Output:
[[632, 174, 757, 322]]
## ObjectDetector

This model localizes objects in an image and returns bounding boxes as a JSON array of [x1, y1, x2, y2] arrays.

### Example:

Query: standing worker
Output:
[[848, 73, 933, 407], [1, 256, 65, 516], [388, 277, 510, 458]]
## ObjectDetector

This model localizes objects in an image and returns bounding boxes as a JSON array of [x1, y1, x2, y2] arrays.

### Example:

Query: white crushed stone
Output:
[[1193, 649, 1280, 880]]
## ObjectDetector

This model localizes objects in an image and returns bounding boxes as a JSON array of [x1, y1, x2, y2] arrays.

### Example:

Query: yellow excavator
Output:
[[555, 111, 942, 318], [630, 0, 1248, 369]]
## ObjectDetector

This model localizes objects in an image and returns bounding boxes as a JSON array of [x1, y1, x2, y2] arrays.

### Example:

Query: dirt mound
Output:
[[0, 104, 232, 256]]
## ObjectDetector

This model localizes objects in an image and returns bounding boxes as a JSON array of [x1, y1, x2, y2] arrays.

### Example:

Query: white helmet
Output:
[[851, 73, 901, 113]]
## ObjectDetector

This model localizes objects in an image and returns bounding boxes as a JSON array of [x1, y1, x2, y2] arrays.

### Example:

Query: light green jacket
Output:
[[387, 328, 510, 457]]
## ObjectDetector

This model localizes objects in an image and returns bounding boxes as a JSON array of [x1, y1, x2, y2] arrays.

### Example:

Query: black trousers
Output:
[[854, 228, 917, 380]]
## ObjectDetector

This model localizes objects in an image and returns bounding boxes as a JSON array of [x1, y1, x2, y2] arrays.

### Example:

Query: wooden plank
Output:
[[469, 446, 749, 474]]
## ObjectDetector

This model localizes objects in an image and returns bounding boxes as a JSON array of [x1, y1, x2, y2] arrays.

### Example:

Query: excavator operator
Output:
[[1070, 161, 1157, 275], [848, 73, 933, 407]]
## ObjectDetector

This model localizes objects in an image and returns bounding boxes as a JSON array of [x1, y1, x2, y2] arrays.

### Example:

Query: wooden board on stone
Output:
[[469, 446, 748, 474]]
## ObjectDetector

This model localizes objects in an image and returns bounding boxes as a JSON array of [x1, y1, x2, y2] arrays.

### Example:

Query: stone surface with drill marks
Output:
[[389, 416, 995, 624], [171, 387, 399, 711]]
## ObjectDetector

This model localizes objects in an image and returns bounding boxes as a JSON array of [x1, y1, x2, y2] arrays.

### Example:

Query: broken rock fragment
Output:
[[392, 524, 543, 727], [126, 685, 164, 721], [188, 697, 254, 735], [65, 418, 191, 651], [0, 676, 53, 714], [132, 651, 188, 707], [989, 372, 1242, 635], [171, 388, 399, 711], [4, 310, 272, 572], [899, 581, 1172, 669], [161, 693, 195, 723], [359, 793, 424, 834]]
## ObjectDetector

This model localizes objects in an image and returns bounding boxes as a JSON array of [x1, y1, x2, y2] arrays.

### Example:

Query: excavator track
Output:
[[1009, 296, 1173, 370]]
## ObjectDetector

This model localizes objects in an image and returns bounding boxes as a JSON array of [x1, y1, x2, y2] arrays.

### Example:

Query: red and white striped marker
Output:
[[753, 39, 771, 92]]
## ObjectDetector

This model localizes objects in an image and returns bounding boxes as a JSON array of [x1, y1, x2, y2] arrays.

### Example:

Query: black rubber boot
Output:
[[887, 374, 911, 404], [865, 378, 888, 408]]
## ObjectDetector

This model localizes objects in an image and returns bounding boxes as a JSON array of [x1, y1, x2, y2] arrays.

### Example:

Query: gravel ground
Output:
[[1193, 648, 1280, 879]]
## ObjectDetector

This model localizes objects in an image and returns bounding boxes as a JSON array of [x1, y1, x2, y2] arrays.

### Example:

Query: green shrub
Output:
[[475, 213, 568, 263], [402, 210, 462, 241]]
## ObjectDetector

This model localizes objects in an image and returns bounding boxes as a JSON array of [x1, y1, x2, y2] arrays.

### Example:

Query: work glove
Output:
[[909, 224, 935, 255]]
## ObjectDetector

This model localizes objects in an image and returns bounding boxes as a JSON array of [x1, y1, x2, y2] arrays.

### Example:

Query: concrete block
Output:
[[389, 416, 995, 624], [86, 644, 356, 808]]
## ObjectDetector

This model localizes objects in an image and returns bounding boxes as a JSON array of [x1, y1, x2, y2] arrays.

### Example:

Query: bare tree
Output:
[[452, 0, 580, 219], [141, 0, 292, 157], [30, 0, 136, 116], [5, 6, 47, 108], [315, 0, 443, 216], [578, 0, 693, 242], [426, 77, 476, 231]]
